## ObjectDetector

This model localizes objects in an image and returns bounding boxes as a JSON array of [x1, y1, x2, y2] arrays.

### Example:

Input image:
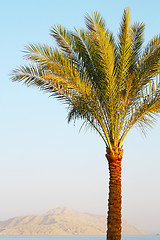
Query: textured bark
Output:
[[106, 147, 123, 240]]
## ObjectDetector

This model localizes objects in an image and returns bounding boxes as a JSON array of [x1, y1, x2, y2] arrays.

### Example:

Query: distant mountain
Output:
[[0, 206, 146, 235]]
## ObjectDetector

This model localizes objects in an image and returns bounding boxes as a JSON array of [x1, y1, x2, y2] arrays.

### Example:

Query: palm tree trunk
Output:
[[106, 148, 123, 240]]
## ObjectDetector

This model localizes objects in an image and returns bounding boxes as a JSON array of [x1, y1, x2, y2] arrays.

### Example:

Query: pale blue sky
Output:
[[1, 0, 160, 234]]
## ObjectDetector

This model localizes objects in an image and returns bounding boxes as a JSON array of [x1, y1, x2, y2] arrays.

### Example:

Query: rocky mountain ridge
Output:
[[0, 206, 146, 235]]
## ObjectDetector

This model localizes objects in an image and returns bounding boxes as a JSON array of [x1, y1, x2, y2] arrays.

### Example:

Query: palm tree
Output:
[[11, 8, 160, 240]]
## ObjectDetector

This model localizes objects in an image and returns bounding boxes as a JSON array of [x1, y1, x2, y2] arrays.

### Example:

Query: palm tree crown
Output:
[[12, 9, 160, 153]]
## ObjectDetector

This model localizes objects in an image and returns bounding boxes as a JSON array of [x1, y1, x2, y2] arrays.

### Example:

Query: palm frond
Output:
[[11, 65, 46, 87], [116, 8, 132, 87], [130, 22, 145, 70], [72, 29, 98, 82], [50, 25, 76, 58], [135, 35, 160, 92], [119, 77, 160, 145], [24, 43, 60, 69], [85, 12, 115, 81]]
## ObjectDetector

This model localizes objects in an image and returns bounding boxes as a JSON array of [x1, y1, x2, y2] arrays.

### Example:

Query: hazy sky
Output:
[[1, 0, 160, 234]]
